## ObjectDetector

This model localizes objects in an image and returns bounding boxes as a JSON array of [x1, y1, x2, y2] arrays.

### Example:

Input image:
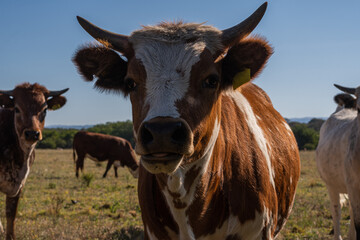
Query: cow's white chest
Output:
[[197, 210, 271, 240], [0, 146, 34, 197], [162, 168, 197, 240], [160, 119, 223, 240]]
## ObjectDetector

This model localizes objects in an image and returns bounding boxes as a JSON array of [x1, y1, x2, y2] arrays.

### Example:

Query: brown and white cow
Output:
[[73, 3, 300, 239], [316, 84, 360, 240], [0, 83, 68, 240], [73, 131, 139, 178]]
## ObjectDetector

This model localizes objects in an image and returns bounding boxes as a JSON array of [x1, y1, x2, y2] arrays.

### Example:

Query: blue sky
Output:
[[1, 0, 360, 126]]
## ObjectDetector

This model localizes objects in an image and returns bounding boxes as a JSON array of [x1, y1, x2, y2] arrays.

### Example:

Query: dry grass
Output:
[[0, 150, 351, 239], [0, 149, 142, 240], [277, 151, 350, 240]]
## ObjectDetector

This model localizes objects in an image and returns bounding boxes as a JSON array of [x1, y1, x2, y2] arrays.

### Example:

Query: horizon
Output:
[[1, 1, 359, 126], [45, 116, 326, 128]]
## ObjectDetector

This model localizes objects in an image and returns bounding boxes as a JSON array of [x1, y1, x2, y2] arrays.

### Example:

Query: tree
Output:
[[307, 118, 325, 132], [290, 122, 319, 150]]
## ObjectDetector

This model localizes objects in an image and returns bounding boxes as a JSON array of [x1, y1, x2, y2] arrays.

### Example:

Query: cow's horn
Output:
[[221, 2, 267, 48], [76, 16, 132, 57], [48, 88, 69, 97], [0, 90, 14, 95], [334, 84, 356, 95]]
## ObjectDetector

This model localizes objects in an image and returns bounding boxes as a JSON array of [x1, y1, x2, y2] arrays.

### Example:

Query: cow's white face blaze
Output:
[[134, 41, 205, 121], [126, 41, 219, 174]]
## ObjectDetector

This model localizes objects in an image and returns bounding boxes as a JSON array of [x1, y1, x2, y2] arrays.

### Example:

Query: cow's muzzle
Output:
[[24, 130, 41, 142], [136, 117, 194, 174]]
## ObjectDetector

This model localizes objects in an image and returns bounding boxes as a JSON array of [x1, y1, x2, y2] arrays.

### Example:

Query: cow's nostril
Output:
[[141, 124, 153, 146], [171, 122, 188, 144], [34, 131, 40, 140]]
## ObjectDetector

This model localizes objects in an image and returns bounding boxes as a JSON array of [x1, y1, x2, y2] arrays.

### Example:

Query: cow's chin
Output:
[[20, 137, 38, 151], [140, 153, 183, 174]]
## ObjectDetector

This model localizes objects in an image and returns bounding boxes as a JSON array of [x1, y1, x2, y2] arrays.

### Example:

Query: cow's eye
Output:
[[14, 107, 20, 113], [125, 78, 137, 91], [39, 108, 47, 122], [203, 75, 219, 89]]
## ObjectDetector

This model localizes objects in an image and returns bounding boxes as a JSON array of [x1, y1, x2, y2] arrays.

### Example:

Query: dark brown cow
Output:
[[73, 2, 300, 239], [0, 83, 68, 240], [73, 131, 139, 178]]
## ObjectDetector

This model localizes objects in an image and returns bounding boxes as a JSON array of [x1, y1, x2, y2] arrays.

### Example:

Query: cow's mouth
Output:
[[142, 153, 182, 161], [140, 153, 183, 174]]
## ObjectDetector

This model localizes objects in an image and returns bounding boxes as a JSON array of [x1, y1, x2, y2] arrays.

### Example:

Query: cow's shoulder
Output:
[[320, 108, 356, 138]]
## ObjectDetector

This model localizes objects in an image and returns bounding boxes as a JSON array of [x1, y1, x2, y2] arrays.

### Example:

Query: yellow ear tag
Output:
[[50, 104, 61, 110], [233, 68, 251, 90]]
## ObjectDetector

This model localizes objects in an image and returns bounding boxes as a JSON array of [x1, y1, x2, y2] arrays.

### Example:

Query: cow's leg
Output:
[[348, 189, 360, 240], [328, 187, 342, 240], [0, 218, 4, 233], [354, 200, 360, 240], [6, 191, 21, 240], [348, 204, 356, 240], [76, 153, 85, 178], [103, 159, 114, 178], [114, 166, 118, 178], [356, 224, 360, 240]]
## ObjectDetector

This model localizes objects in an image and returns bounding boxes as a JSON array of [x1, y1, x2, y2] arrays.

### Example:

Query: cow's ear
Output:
[[72, 45, 128, 95], [221, 37, 273, 90], [334, 93, 356, 109], [47, 96, 67, 111], [0, 94, 14, 108]]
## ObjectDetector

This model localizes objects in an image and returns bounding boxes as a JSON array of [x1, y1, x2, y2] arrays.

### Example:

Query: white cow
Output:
[[316, 84, 360, 240]]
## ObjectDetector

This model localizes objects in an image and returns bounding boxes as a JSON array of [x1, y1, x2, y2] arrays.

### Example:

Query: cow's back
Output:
[[73, 131, 130, 160]]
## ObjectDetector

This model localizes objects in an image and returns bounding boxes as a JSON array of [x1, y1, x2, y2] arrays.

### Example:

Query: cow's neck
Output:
[[159, 117, 220, 197], [0, 116, 35, 197], [154, 118, 221, 239]]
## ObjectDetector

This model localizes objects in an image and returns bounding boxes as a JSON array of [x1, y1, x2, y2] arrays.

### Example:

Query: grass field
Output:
[[0, 150, 351, 239]]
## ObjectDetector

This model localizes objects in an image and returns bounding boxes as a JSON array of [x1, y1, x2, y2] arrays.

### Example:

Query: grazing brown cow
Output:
[[73, 131, 139, 178], [0, 83, 68, 240], [73, 2, 300, 239]]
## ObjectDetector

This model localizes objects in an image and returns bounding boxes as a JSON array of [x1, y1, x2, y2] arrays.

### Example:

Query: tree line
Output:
[[37, 118, 324, 151], [37, 120, 134, 149]]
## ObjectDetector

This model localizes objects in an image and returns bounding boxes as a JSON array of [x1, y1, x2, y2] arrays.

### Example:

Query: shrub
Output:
[[81, 173, 94, 187]]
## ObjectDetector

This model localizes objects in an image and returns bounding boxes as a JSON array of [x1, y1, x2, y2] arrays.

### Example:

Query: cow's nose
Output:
[[25, 131, 40, 141], [137, 117, 193, 155], [141, 121, 187, 145]]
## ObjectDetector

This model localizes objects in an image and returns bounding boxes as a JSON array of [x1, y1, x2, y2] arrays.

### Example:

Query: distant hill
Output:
[[45, 124, 94, 130], [288, 117, 327, 124]]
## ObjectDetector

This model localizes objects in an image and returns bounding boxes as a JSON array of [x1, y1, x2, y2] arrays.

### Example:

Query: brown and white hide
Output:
[[73, 2, 300, 239]]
